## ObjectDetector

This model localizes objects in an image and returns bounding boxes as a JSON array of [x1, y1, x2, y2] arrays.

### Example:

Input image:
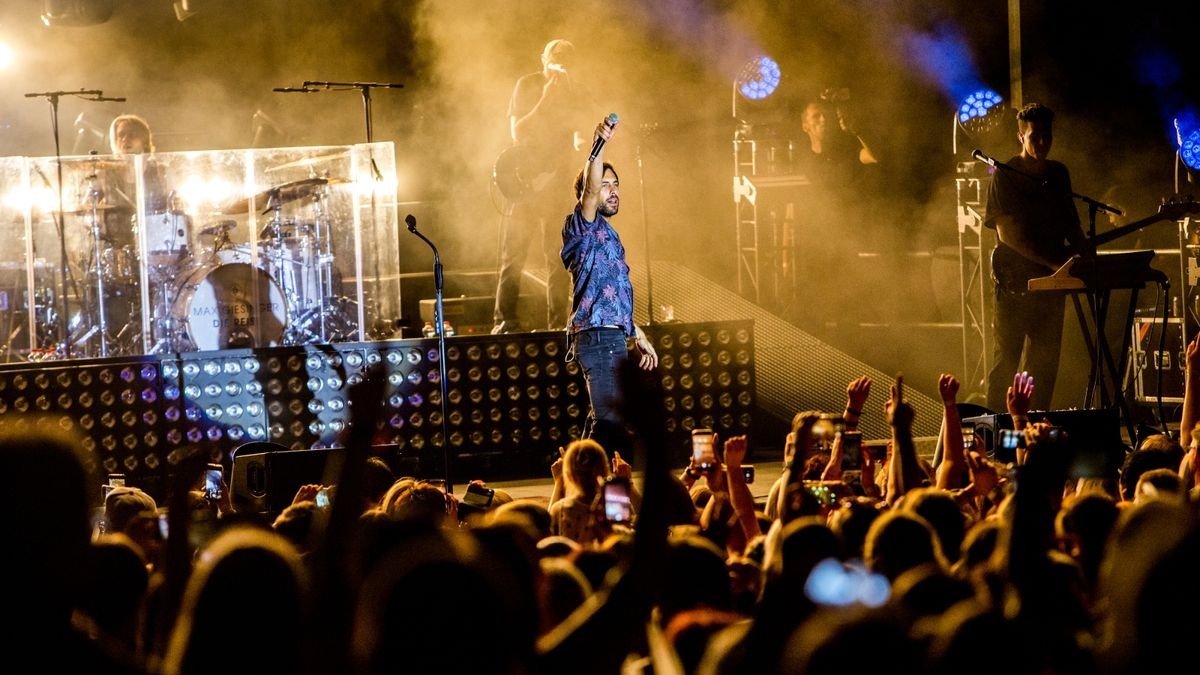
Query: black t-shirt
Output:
[[984, 157, 1080, 290], [507, 71, 582, 177]]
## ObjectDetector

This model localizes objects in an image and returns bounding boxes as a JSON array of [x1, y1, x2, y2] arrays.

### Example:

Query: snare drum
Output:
[[170, 261, 288, 351]]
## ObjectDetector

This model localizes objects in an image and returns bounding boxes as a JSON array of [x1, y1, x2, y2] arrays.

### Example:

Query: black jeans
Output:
[[571, 327, 632, 455], [987, 286, 1065, 412]]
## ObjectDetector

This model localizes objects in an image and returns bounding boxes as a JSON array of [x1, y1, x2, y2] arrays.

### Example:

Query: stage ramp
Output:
[[637, 261, 943, 442]]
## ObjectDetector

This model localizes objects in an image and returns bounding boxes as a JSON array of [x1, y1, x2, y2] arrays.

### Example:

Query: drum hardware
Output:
[[78, 171, 113, 357], [216, 176, 347, 215]]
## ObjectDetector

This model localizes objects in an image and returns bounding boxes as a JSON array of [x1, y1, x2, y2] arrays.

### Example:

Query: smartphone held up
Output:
[[603, 477, 633, 525], [691, 428, 717, 472]]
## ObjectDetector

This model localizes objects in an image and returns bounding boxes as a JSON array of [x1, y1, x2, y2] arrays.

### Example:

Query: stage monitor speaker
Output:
[[231, 445, 403, 515], [963, 408, 1126, 479]]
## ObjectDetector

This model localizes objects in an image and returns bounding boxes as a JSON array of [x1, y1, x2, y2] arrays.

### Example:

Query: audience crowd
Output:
[[5, 340, 1200, 675]]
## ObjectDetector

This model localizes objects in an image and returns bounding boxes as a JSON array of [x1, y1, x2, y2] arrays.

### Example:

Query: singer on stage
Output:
[[984, 103, 1088, 412], [562, 115, 657, 455]]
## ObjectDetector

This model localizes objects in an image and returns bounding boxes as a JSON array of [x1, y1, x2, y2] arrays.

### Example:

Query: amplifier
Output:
[[962, 408, 1125, 478], [1131, 317, 1185, 404]]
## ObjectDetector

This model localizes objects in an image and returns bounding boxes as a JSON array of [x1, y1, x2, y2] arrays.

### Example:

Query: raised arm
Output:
[[936, 373, 967, 489], [722, 435, 761, 545], [579, 116, 616, 223], [1006, 371, 1034, 464], [885, 380, 925, 507]]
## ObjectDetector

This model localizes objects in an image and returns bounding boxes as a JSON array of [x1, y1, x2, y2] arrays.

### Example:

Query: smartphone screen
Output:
[[963, 423, 976, 450], [462, 484, 495, 508], [315, 487, 331, 509], [204, 465, 223, 501], [108, 473, 126, 488], [841, 430, 862, 471], [603, 479, 633, 524], [999, 429, 1021, 451], [692, 429, 716, 471]]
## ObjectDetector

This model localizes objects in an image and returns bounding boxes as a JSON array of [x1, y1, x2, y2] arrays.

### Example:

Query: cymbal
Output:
[[217, 177, 349, 214], [198, 220, 237, 237], [265, 151, 350, 173]]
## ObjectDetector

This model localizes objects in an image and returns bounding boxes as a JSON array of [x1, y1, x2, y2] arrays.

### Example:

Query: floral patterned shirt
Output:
[[561, 204, 635, 336]]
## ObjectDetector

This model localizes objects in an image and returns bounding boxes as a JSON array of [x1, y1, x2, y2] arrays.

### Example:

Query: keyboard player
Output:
[[984, 103, 1089, 412]]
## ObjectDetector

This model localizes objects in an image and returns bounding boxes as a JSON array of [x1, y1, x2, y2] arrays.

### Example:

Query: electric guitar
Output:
[[492, 143, 579, 204], [1083, 195, 1200, 250]]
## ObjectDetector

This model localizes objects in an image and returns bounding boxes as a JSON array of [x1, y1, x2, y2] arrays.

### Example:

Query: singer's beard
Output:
[[599, 198, 619, 217]]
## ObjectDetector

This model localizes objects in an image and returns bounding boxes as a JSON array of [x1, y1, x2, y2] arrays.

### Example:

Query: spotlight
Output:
[[736, 56, 781, 101], [1176, 116, 1200, 171], [953, 88, 1006, 157], [957, 89, 1003, 123]]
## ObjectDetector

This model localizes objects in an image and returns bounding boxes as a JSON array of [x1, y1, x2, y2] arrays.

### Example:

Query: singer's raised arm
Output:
[[580, 116, 617, 222]]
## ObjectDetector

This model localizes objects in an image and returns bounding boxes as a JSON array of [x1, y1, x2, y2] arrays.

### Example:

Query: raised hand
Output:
[[846, 375, 871, 412], [723, 435, 748, 469], [1007, 371, 1034, 418], [612, 451, 633, 480], [886, 383, 915, 432], [938, 373, 960, 404]]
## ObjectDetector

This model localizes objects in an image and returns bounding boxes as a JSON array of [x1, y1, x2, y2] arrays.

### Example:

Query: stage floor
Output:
[[472, 460, 785, 508]]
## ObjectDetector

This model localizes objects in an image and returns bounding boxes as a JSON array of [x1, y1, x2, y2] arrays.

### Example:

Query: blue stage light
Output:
[[1177, 117, 1200, 170], [736, 56, 781, 101], [957, 89, 1003, 123]]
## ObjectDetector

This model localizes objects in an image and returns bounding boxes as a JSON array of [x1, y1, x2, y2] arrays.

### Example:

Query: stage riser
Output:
[[0, 320, 755, 497]]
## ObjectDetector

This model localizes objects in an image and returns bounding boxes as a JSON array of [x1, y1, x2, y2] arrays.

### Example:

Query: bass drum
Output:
[[170, 261, 288, 351]]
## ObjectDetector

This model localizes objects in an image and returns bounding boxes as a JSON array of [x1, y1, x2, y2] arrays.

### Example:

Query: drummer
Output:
[[108, 114, 171, 213]]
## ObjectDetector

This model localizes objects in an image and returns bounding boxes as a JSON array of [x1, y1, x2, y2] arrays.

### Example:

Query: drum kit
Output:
[[57, 167, 356, 358]]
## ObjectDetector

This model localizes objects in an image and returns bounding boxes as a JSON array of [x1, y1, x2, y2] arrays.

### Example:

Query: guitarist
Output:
[[491, 39, 583, 334], [984, 103, 1089, 412]]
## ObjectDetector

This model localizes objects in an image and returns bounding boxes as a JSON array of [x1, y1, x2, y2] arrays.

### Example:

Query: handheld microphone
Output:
[[588, 113, 619, 162], [971, 149, 996, 167]]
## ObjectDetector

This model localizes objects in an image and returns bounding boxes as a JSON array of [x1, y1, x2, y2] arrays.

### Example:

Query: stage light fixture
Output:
[[736, 56, 781, 101], [954, 88, 1007, 157], [1176, 116, 1200, 170]]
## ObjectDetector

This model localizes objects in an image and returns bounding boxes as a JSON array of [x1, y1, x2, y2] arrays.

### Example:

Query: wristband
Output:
[[845, 407, 861, 417]]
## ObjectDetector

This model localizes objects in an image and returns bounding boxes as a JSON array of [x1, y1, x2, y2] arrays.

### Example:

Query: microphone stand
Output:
[[636, 125, 656, 325], [405, 214, 453, 493], [24, 89, 127, 359], [279, 80, 405, 339]]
